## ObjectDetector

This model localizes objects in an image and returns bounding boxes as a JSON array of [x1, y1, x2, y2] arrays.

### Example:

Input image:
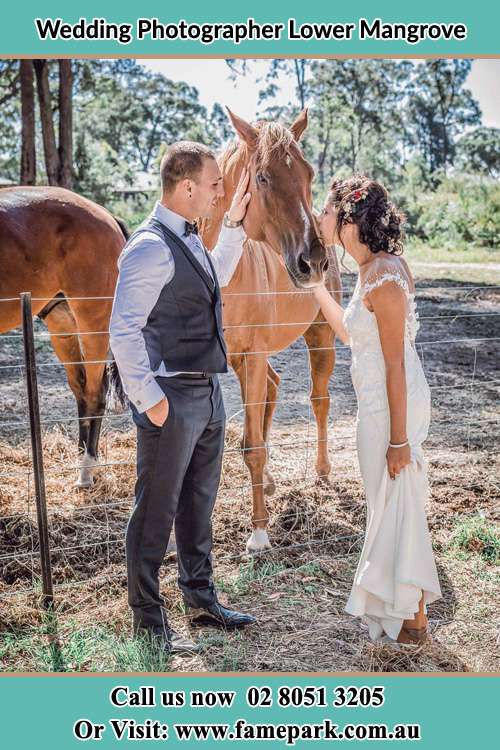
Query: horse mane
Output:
[[219, 119, 296, 171]]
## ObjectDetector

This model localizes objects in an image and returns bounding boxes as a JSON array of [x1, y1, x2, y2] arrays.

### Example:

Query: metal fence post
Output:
[[20, 292, 54, 608]]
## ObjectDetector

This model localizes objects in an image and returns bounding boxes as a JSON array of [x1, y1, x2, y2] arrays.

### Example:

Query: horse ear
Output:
[[289, 108, 308, 141], [226, 108, 259, 149]]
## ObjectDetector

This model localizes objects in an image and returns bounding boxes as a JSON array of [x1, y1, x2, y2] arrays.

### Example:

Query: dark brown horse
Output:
[[0, 187, 127, 486], [202, 109, 342, 552]]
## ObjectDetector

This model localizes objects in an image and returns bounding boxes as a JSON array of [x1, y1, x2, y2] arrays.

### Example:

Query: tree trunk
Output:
[[294, 59, 307, 109], [58, 60, 73, 189], [33, 59, 60, 186], [20, 61, 36, 185], [317, 120, 332, 188]]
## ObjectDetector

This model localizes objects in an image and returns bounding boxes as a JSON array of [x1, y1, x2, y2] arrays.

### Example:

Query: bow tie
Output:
[[184, 220, 198, 237]]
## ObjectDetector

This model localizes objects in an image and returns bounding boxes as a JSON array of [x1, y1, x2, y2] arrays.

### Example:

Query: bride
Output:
[[314, 175, 442, 644]]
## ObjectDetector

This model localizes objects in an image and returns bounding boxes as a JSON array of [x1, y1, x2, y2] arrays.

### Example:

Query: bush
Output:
[[404, 174, 500, 249]]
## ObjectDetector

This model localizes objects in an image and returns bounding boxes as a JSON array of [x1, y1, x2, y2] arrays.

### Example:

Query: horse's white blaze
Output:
[[300, 204, 311, 253], [246, 528, 271, 553], [76, 452, 98, 488]]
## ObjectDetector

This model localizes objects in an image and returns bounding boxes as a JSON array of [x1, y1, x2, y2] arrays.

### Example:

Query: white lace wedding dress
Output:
[[343, 256, 442, 640]]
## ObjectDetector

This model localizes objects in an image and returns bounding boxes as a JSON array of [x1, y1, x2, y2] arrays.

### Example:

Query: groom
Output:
[[110, 141, 255, 654]]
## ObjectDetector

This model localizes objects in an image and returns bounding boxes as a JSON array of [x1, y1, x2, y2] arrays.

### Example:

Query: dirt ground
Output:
[[0, 271, 498, 672]]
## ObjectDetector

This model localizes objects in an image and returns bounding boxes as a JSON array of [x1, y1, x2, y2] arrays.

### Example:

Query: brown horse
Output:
[[0, 186, 127, 486], [202, 109, 342, 552]]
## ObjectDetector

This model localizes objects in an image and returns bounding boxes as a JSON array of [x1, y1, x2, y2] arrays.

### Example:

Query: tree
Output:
[[33, 60, 60, 185], [30, 59, 74, 188], [456, 127, 500, 179], [407, 60, 481, 175], [20, 60, 36, 184], [73, 61, 209, 172], [207, 103, 234, 148], [306, 59, 413, 189], [58, 60, 73, 188], [258, 59, 311, 109], [0, 61, 21, 182]]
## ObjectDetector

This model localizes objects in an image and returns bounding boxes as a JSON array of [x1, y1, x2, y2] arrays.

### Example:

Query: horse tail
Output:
[[113, 215, 130, 242], [107, 216, 129, 410], [106, 353, 128, 411]]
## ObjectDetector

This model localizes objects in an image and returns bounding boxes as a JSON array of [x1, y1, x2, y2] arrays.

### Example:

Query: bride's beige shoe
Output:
[[396, 625, 429, 645], [396, 592, 430, 645]]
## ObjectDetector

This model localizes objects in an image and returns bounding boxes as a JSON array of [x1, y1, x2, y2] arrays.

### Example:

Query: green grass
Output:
[[0, 613, 172, 672], [216, 559, 322, 598], [447, 515, 500, 565], [215, 559, 288, 597], [338, 241, 499, 283], [406, 240, 499, 266], [198, 630, 249, 672]]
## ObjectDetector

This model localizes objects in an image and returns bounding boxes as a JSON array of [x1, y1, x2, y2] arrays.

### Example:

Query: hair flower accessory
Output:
[[381, 207, 391, 227], [352, 189, 367, 202], [342, 187, 368, 220]]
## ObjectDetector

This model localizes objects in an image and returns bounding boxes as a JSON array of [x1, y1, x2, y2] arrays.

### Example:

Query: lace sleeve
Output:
[[360, 258, 411, 299]]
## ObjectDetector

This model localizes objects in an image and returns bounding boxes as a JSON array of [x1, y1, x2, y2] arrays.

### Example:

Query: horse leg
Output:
[[303, 312, 336, 484], [261, 363, 281, 497], [232, 354, 271, 552], [65, 299, 112, 488], [41, 300, 97, 487]]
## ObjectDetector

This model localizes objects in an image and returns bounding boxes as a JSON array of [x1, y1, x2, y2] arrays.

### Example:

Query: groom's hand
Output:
[[227, 168, 251, 222], [146, 396, 169, 427]]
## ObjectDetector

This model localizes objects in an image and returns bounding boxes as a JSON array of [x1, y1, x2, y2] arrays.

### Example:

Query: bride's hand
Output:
[[386, 444, 411, 480], [312, 282, 327, 298]]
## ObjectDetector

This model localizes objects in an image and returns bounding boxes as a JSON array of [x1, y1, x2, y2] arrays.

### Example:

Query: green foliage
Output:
[[406, 174, 500, 248], [216, 558, 287, 597], [407, 60, 480, 174], [108, 197, 151, 232], [456, 127, 500, 179], [0, 616, 173, 672], [0, 60, 20, 180], [73, 131, 134, 205], [448, 515, 500, 565]]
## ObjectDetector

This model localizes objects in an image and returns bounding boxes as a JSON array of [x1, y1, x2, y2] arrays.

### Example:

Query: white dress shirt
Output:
[[109, 202, 245, 412]]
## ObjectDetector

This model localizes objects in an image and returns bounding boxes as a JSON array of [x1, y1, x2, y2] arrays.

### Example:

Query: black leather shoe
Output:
[[186, 601, 256, 629], [135, 624, 200, 655]]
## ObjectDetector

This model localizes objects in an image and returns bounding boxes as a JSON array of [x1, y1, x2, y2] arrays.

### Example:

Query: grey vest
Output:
[[130, 217, 228, 375]]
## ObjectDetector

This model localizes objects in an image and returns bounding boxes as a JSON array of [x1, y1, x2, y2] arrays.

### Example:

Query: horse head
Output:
[[214, 109, 328, 288]]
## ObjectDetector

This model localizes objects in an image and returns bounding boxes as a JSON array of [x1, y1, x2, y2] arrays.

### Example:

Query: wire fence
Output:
[[0, 277, 499, 610]]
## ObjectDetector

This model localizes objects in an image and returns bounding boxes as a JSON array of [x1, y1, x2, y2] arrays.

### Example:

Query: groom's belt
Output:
[[168, 372, 211, 380]]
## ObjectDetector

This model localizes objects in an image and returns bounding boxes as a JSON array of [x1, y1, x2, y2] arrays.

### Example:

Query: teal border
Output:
[[2, 0, 499, 56], [1, 674, 497, 748]]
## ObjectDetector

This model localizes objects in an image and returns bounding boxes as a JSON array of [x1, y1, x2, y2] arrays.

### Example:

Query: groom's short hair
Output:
[[160, 141, 216, 194]]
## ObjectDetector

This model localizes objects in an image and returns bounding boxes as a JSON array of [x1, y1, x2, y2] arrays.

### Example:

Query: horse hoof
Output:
[[246, 529, 271, 553], [315, 474, 331, 488], [75, 476, 93, 489], [76, 454, 98, 489]]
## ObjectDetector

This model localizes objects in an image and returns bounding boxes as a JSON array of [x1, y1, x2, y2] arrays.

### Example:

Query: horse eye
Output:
[[256, 173, 268, 186]]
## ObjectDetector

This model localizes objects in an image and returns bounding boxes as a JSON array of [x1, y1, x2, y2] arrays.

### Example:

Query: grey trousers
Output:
[[127, 375, 225, 628]]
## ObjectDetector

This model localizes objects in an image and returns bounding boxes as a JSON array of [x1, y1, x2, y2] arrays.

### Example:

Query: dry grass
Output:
[[0, 420, 498, 673]]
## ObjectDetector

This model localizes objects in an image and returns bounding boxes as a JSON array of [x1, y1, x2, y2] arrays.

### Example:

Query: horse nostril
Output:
[[297, 252, 311, 275]]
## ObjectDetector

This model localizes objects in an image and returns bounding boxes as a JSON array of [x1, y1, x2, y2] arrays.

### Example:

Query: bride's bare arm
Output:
[[367, 282, 412, 477], [312, 284, 350, 345]]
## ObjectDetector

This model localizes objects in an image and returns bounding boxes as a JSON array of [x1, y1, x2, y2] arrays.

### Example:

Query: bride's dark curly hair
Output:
[[327, 174, 405, 255]]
